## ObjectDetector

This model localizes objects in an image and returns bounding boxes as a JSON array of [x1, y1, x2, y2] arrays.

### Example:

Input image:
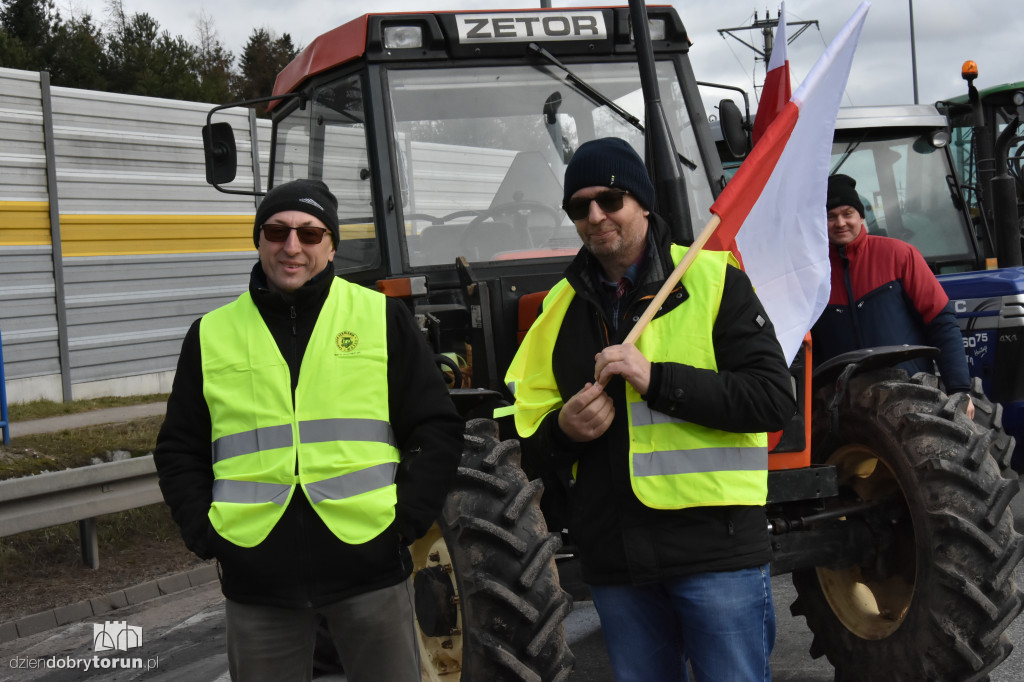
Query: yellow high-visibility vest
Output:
[[506, 245, 768, 509], [200, 277, 399, 547]]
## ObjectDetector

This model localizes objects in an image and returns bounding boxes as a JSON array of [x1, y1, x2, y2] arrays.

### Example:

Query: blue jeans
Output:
[[589, 564, 775, 682]]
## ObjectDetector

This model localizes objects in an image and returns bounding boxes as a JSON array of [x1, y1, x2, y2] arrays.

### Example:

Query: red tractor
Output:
[[203, 4, 1022, 680]]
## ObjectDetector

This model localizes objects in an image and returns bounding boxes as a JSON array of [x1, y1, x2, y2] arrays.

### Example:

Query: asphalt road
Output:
[[3, 565, 1024, 682], [4, 497, 1023, 681]]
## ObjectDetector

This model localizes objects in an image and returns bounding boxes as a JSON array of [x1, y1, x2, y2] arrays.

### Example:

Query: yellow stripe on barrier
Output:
[[0, 205, 377, 256], [0, 201, 51, 246], [60, 215, 255, 256]]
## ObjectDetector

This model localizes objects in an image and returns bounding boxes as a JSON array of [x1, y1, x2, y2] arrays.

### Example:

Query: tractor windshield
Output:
[[386, 61, 714, 268], [831, 128, 975, 272]]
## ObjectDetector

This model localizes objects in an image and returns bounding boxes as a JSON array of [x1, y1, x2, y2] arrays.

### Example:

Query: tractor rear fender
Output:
[[812, 344, 939, 391], [812, 345, 940, 458]]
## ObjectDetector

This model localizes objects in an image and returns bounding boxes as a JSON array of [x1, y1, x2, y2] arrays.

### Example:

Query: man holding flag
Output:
[[506, 2, 871, 678], [505, 137, 795, 681]]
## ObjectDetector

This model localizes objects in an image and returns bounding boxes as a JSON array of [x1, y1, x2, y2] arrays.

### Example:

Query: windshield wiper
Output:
[[527, 42, 697, 171], [830, 133, 867, 175]]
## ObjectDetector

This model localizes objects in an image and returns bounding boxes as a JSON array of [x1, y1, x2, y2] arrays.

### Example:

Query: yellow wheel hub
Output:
[[816, 444, 915, 640]]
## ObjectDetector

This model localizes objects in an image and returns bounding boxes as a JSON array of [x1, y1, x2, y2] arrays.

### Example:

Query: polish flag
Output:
[[706, 2, 869, 363], [752, 3, 792, 146]]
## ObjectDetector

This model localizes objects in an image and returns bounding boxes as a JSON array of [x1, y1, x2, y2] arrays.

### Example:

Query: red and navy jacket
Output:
[[811, 228, 972, 393]]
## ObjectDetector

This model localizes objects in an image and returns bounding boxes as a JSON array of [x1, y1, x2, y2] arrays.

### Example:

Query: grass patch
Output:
[[0, 505, 180, 573], [7, 393, 169, 422], [0, 415, 163, 480], [0, 505, 206, 622]]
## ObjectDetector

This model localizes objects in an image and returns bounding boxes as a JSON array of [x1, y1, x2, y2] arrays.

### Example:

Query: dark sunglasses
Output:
[[564, 189, 629, 221], [261, 224, 330, 245]]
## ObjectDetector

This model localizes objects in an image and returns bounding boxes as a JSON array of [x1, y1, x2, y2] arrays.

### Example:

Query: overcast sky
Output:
[[61, 0, 1023, 113]]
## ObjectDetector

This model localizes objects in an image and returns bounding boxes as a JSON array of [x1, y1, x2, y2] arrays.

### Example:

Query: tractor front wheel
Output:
[[791, 370, 1023, 681], [411, 418, 575, 681]]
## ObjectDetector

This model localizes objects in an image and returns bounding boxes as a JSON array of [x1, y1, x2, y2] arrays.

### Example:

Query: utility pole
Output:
[[909, 0, 919, 104], [718, 8, 818, 92]]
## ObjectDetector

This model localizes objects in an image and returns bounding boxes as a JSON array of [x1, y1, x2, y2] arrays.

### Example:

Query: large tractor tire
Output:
[[791, 369, 1024, 681], [914, 373, 1017, 474], [411, 418, 575, 682]]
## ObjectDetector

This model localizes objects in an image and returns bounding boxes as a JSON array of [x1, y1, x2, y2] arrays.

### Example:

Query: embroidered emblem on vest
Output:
[[336, 331, 359, 352]]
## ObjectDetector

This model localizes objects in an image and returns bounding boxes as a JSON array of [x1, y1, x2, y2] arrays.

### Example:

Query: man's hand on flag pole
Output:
[[595, 343, 652, 395]]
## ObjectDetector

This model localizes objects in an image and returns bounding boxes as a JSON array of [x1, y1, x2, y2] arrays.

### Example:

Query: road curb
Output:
[[0, 563, 218, 644], [6, 402, 167, 438]]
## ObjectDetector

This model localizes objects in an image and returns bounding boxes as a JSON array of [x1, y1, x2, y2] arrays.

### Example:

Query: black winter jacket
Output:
[[523, 216, 796, 586], [154, 262, 463, 608]]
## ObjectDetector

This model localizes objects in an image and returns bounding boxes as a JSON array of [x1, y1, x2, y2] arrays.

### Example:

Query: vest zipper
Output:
[[285, 303, 312, 604]]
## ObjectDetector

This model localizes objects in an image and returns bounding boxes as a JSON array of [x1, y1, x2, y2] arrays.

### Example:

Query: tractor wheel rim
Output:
[[817, 443, 915, 640], [411, 524, 464, 680]]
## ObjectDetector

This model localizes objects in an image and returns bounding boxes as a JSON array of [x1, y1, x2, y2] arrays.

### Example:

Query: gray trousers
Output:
[[225, 579, 420, 682]]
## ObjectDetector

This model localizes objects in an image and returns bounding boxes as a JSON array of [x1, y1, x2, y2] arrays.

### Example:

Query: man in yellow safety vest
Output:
[[155, 179, 463, 681], [506, 138, 795, 681]]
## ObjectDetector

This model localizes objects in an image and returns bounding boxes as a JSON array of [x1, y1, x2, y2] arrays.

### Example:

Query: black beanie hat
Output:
[[826, 174, 865, 218], [562, 137, 656, 212], [253, 179, 340, 248]]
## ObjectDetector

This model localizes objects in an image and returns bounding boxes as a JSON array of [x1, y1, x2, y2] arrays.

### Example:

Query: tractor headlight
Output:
[[384, 26, 424, 50]]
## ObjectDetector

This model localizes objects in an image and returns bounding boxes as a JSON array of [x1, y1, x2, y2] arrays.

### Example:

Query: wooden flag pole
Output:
[[622, 213, 722, 345]]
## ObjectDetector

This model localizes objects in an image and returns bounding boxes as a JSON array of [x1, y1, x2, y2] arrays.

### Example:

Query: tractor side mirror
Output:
[[202, 122, 238, 186], [719, 99, 750, 160]]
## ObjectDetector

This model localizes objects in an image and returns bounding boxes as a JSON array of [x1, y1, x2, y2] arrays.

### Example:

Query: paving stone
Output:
[[157, 573, 191, 595], [90, 591, 129, 616], [124, 580, 161, 605], [188, 564, 218, 587], [15, 611, 58, 638], [0, 621, 19, 644], [53, 600, 94, 626]]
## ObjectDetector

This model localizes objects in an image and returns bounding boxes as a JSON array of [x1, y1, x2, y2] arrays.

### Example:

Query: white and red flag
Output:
[[751, 2, 793, 146], [704, 2, 869, 364]]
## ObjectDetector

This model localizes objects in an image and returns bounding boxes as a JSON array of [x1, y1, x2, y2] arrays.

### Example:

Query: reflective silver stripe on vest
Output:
[[633, 447, 768, 476], [299, 418, 397, 447], [212, 479, 292, 505], [213, 424, 294, 464], [305, 462, 398, 505], [212, 419, 396, 464], [630, 402, 688, 427], [507, 381, 516, 395]]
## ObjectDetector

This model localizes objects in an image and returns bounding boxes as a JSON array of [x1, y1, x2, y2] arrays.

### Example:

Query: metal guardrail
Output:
[[0, 455, 163, 569]]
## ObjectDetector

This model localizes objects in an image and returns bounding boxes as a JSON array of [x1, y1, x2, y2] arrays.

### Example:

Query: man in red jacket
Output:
[[812, 173, 974, 417]]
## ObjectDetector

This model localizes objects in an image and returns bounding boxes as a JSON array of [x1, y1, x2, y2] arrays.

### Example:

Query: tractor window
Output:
[[385, 61, 713, 268], [273, 74, 379, 275], [831, 131, 973, 270]]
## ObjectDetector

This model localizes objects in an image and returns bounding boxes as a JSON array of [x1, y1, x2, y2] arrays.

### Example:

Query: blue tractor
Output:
[[937, 63, 1024, 470]]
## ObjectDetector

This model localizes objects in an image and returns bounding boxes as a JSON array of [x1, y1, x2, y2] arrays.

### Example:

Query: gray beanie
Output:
[[562, 138, 656, 212], [254, 179, 340, 248]]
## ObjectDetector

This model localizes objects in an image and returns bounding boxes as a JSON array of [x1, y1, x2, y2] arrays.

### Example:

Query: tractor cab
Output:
[[203, 7, 724, 400]]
